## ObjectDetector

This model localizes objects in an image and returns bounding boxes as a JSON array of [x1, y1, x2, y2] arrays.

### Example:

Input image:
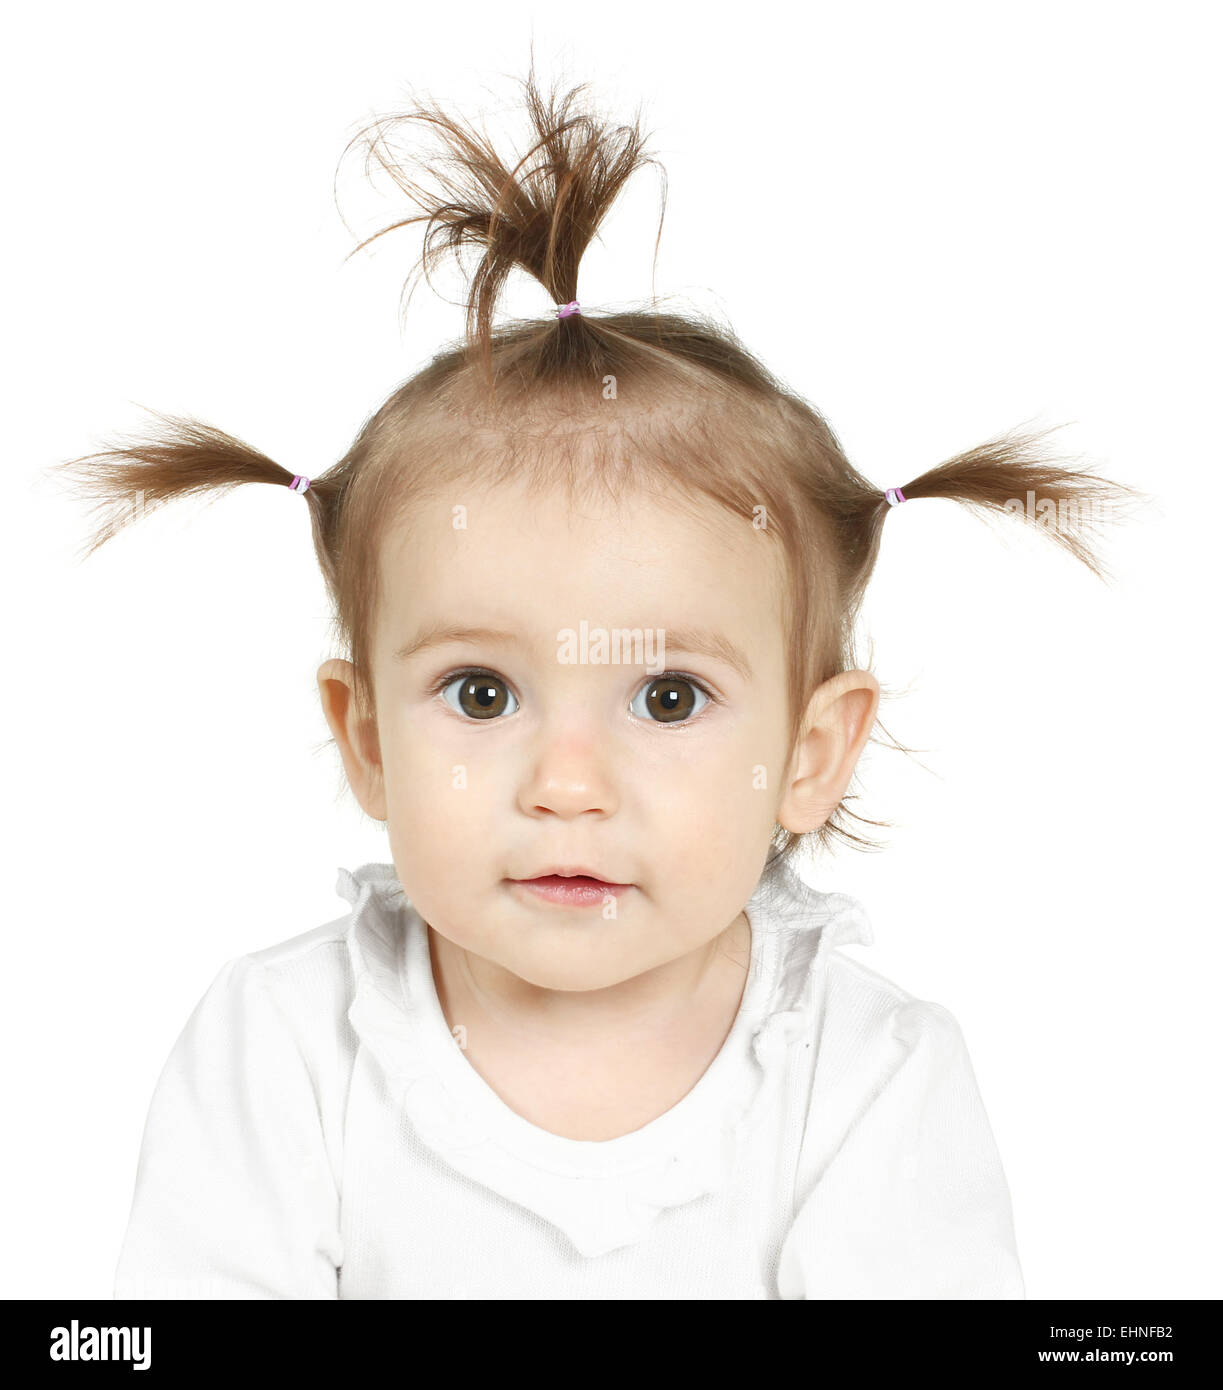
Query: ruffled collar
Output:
[[336, 857, 872, 1258]]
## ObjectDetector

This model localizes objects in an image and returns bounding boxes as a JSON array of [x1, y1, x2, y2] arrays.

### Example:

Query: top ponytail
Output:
[[47, 63, 1140, 867], [339, 69, 666, 391]]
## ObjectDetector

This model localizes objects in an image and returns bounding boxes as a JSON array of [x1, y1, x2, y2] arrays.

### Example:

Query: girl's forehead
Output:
[[386, 476, 762, 565], [376, 479, 789, 665]]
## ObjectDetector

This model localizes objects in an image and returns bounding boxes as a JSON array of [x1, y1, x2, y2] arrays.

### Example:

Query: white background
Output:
[[5, 0, 1219, 1299]]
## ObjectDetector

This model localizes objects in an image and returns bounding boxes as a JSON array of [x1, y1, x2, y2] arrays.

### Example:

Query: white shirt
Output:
[[114, 859, 1024, 1299]]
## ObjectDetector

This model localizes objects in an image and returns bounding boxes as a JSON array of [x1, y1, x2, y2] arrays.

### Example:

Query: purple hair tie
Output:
[[288, 475, 311, 494], [884, 487, 907, 507], [556, 300, 581, 319]]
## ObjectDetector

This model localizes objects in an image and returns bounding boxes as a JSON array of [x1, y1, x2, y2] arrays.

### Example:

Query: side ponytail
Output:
[[47, 406, 344, 591], [837, 418, 1141, 614]]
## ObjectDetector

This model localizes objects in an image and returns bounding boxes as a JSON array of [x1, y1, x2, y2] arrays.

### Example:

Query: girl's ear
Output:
[[776, 670, 880, 836], [317, 658, 387, 822]]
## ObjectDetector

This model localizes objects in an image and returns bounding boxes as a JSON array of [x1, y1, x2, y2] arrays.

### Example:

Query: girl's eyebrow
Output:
[[393, 622, 752, 682], [661, 628, 753, 682], [393, 624, 518, 664]]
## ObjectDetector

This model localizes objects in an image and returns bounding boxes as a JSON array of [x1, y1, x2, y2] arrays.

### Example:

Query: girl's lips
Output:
[[510, 875, 632, 907]]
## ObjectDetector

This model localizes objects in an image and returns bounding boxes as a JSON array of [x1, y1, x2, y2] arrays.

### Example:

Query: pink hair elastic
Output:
[[885, 487, 907, 507], [288, 475, 311, 493], [556, 300, 581, 318]]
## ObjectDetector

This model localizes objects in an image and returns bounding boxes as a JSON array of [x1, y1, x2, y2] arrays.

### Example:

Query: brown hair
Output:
[[47, 66, 1140, 870]]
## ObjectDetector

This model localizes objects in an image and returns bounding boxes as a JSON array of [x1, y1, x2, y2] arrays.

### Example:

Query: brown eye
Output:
[[441, 672, 518, 720], [632, 675, 710, 724]]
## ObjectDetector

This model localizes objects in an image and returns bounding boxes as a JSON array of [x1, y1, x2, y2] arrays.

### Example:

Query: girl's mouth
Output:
[[509, 874, 632, 907]]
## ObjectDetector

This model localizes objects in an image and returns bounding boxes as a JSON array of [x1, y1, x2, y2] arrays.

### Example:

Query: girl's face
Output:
[[331, 475, 805, 992]]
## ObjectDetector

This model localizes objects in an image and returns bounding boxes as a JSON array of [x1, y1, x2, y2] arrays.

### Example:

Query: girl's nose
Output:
[[517, 735, 619, 819]]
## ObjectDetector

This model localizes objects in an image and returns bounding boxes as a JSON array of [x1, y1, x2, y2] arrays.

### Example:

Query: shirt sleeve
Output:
[[777, 998, 1024, 1300], [114, 954, 343, 1299]]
